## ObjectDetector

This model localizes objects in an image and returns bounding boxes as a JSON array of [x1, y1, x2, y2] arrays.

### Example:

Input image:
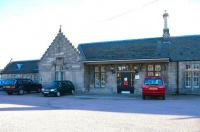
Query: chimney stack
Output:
[[163, 10, 170, 41]]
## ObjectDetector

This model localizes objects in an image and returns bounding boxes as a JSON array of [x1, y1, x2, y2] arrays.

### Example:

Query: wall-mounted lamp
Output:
[[110, 65, 116, 74]]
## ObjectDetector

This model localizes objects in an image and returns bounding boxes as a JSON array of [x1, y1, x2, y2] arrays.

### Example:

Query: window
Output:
[[155, 65, 161, 71], [194, 64, 199, 70], [147, 64, 161, 76], [185, 64, 200, 88], [94, 66, 106, 88], [185, 71, 191, 88], [56, 57, 64, 65], [148, 65, 154, 71], [193, 72, 199, 87], [55, 71, 64, 81], [147, 72, 154, 76], [55, 57, 64, 81], [186, 64, 191, 70]]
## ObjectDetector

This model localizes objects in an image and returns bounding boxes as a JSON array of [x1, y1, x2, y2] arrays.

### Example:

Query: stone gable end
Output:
[[40, 32, 79, 70], [39, 31, 84, 93]]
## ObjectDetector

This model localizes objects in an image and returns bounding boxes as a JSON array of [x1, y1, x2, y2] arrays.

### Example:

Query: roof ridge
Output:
[[10, 59, 40, 63], [79, 37, 162, 46], [79, 34, 200, 46]]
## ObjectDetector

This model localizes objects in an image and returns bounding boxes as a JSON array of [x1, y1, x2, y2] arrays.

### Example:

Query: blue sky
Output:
[[0, 0, 200, 68]]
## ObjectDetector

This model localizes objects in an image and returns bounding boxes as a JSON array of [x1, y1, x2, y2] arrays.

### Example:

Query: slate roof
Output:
[[78, 35, 200, 62], [1, 60, 39, 74]]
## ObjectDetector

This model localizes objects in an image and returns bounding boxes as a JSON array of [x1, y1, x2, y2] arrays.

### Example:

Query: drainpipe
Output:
[[176, 61, 179, 95]]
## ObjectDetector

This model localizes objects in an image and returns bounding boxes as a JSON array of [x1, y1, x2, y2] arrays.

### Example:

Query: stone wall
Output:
[[84, 65, 116, 94], [167, 61, 200, 95], [84, 63, 169, 95], [178, 61, 200, 94], [39, 31, 84, 93], [167, 62, 177, 94]]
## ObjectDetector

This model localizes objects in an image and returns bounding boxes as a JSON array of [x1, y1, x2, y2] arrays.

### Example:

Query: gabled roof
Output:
[[78, 35, 200, 62], [1, 60, 39, 74], [40, 30, 79, 61]]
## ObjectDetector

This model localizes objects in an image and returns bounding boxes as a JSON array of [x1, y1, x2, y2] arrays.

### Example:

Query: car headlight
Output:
[[42, 88, 44, 92], [50, 89, 56, 92]]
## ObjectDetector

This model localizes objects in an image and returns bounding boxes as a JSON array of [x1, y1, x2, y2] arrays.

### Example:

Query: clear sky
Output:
[[0, 0, 200, 68]]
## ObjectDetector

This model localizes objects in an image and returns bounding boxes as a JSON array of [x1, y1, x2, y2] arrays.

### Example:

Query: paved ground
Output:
[[0, 91, 200, 132]]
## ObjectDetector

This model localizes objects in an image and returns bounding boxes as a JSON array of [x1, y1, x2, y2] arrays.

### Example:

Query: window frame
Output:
[[94, 66, 106, 88], [147, 64, 162, 77], [55, 57, 65, 81], [184, 64, 200, 89]]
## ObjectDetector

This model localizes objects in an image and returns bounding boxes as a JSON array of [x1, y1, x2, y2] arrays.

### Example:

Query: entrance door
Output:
[[117, 72, 134, 94]]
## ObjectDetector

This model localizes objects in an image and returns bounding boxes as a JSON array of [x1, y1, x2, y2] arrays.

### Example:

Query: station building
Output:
[[2, 11, 200, 95]]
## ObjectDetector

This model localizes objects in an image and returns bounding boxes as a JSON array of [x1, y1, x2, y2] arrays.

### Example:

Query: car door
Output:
[[62, 82, 68, 94], [58, 82, 64, 94], [28, 79, 35, 91], [22, 80, 29, 91], [67, 81, 74, 92]]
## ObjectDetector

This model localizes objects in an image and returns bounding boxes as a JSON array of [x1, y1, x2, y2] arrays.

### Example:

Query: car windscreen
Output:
[[46, 81, 59, 88], [4, 80, 16, 85], [144, 78, 163, 85]]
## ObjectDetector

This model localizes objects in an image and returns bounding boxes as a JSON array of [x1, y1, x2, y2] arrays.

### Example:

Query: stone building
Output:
[[78, 11, 200, 95], [39, 28, 84, 93], [1, 60, 40, 82], [78, 35, 200, 95], [1, 11, 200, 95]]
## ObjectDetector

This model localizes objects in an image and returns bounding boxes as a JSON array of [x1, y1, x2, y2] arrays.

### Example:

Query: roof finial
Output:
[[59, 25, 62, 33]]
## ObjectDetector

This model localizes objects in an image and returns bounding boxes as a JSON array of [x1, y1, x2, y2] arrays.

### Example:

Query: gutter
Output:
[[82, 58, 170, 65]]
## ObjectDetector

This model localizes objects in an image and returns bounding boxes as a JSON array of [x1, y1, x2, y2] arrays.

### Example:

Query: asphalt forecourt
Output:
[[0, 91, 199, 132]]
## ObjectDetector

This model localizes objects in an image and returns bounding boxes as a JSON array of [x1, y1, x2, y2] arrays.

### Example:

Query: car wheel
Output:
[[162, 95, 165, 100], [142, 95, 146, 100], [117, 89, 121, 94], [43, 94, 47, 97], [130, 90, 134, 94], [56, 91, 61, 97], [18, 89, 24, 95], [7, 91, 13, 95], [71, 90, 75, 95]]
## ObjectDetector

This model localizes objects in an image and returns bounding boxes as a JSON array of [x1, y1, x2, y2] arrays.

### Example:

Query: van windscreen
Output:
[[4, 80, 16, 85]]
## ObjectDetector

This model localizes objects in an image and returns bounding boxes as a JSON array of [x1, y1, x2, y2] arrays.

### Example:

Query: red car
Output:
[[142, 76, 165, 100]]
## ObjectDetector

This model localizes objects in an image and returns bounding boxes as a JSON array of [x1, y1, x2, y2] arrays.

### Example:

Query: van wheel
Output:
[[18, 89, 24, 95], [37, 88, 41, 93], [56, 92, 61, 97], [71, 90, 75, 95], [143, 95, 146, 100]]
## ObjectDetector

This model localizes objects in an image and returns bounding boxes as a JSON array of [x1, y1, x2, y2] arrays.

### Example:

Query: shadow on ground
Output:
[[0, 91, 200, 118]]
